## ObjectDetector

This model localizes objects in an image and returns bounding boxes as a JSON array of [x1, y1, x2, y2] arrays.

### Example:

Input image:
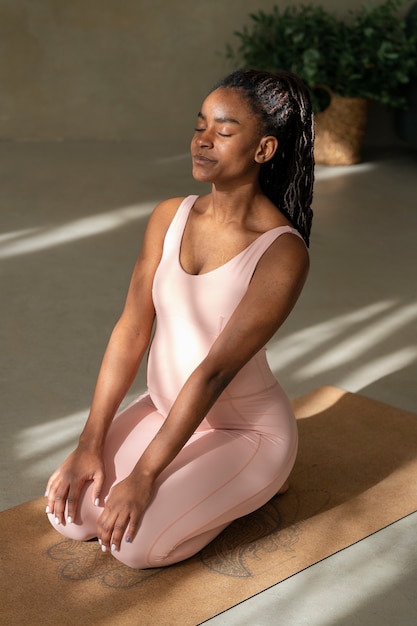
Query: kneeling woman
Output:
[[45, 69, 314, 569]]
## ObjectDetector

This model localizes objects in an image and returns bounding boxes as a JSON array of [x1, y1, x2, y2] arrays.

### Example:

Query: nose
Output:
[[195, 128, 213, 148]]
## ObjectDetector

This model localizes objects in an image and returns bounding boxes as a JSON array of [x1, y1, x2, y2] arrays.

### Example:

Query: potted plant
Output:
[[224, 0, 417, 164]]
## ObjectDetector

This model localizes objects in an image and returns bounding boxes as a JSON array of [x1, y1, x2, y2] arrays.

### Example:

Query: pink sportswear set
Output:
[[49, 195, 300, 569]]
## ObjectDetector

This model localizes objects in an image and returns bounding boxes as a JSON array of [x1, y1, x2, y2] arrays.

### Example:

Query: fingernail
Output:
[[111, 543, 117, 552], [101, 544, 107, 552], [45, 506, 50, 514], [98, 538, 102, 545], [94, 498, 99, 507], [44, 490, 48, 497], [125, 536, 131, 543], [67, 516, 72, 524], [54, 517, 60, 525]]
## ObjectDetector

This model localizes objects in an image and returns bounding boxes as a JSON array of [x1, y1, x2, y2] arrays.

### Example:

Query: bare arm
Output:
[[45, 197, 183, 522], [99, 232, 309, 550]]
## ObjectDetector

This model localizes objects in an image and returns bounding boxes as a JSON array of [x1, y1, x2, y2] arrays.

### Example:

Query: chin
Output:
[[191, 168, 213, 184]]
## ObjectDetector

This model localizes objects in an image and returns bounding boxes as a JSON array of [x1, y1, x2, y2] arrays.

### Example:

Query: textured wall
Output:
[[0, 0, 409, 141]]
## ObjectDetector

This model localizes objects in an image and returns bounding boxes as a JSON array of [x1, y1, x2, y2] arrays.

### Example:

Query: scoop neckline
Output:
[[177, 196, 295, 277]]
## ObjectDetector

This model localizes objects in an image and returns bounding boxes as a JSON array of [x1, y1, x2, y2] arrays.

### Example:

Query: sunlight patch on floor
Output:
[[267, 300, 396, 371], [268, 298, 417, 395], [14, 392, 143, 479], [297, 301, 417, 378], [0, 202, 154, 259], [338, 346, 417, 391], [15, 410, 87, 461], [314, 161, 376, 181]]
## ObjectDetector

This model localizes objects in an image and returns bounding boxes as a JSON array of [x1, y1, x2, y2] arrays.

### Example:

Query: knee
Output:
[[112, 542, 181, 570], [46, 512, 96, 542], [111, 546, 161, 570], [112, 533, 210, 570]]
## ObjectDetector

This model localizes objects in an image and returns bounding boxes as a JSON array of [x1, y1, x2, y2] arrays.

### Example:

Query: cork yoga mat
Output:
[[1, 386, 417, 626]]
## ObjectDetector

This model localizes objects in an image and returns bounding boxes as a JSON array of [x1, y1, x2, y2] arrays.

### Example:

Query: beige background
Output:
[[0, 0, 412, 142]]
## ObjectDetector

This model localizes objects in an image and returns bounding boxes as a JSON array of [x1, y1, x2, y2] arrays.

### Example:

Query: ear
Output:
[[254, 136, 278, 164]]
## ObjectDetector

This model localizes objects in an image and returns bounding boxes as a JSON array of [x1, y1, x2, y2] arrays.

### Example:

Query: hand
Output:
[[45, 445, 105, 525], [96, 473, 153, 553]]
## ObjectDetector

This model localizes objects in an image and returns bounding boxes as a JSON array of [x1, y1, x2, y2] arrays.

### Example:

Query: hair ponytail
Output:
[[215, 70, 314, 246]]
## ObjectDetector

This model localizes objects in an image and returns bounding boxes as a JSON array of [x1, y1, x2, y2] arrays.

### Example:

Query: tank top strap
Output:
[[233, 224, 304, 279], [162, 195, 198, 254]]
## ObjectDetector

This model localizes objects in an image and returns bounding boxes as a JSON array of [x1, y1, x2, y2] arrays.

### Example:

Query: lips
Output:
[[193, 154, 216, 165]]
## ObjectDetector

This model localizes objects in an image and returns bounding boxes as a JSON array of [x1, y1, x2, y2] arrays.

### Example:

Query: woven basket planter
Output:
[[314, 91, 370, 165]]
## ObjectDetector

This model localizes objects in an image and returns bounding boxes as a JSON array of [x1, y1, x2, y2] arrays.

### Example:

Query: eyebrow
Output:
[[197, 112, 241, 125]]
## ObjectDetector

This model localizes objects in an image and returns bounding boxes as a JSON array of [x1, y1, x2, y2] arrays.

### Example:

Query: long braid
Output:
[[214, 70, 314, 246]]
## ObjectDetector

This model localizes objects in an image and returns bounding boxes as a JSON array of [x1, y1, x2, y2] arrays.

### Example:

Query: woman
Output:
[[45, 69, 314, 569]]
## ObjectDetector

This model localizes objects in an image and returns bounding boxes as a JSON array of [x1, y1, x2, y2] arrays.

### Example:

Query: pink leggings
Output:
[[47, 393, 297, 569]]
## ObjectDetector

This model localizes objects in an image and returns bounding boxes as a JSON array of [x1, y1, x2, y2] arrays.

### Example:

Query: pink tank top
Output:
[[147, 195, 302, 415]]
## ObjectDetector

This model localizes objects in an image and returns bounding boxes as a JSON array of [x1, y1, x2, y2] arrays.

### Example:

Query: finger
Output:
[[47, 479, 70, 526], [66, 481, 84, 524], [45, 470, 60, 507], [91, 469, 105, 508], [109, 514, 132, 553], [45, 474, 61, 516], [44, 475, 54, 498], [124, 517, 140, 547], [97, 509, 117, 552], [54, 487, 70, 526]]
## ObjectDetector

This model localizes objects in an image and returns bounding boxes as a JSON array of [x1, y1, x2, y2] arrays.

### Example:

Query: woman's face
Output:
[[191, 88, 269, 187]]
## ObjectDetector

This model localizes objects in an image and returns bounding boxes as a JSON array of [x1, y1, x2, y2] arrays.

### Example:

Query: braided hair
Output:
[[214, 70, 314, 247]]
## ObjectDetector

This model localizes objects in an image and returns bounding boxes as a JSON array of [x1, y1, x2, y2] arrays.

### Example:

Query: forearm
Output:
[[79, 320, 152, 451], [132, 364, 229, 481]]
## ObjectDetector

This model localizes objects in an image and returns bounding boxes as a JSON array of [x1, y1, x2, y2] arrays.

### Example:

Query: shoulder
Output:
[[256, 228, 310, 285], [134, 196, 187, 266], [256, 196, 310, 273], [143, 195, 194, 242], [127, 197, 189, 291], [149, 196, 188, 229]]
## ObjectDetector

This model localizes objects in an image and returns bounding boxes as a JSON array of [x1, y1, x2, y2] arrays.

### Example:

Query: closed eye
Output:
[[193, 127, 232, 137]]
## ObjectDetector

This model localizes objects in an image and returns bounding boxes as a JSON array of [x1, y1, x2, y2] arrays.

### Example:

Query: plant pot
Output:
[[314, 92, 370, 165]]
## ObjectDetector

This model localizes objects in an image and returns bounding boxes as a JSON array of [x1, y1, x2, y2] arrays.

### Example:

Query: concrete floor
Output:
[[1, 141, 416, 624]]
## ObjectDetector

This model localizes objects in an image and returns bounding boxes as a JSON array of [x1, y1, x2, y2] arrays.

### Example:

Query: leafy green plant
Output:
[[225, 0, 417, 109]]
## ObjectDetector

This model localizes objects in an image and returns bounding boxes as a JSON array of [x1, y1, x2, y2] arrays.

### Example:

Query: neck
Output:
[[207, 183, 264, 223]]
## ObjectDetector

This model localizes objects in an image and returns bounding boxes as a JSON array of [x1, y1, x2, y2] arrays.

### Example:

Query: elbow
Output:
[[111, 318, 152, 356], [198, 359, 237, 398]]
